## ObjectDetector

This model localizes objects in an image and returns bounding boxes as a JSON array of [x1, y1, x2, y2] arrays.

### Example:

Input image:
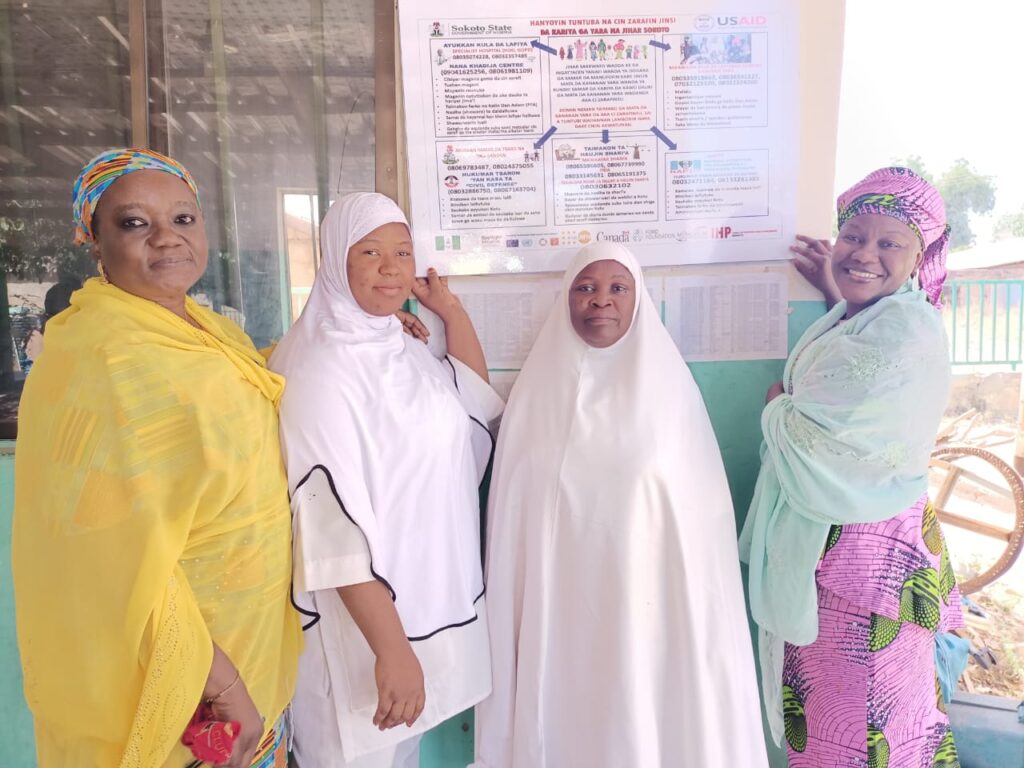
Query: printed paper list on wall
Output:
[[399, 0, 799, 275], [664, 273, 788, 361]]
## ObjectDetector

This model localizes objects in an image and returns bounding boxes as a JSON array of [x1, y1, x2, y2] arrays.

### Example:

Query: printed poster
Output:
[[400, 1, 799, 274]]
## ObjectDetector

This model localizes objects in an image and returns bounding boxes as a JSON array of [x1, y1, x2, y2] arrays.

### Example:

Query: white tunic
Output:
[[269, 193, 502, 765], [284, 352, 500, 767], [473, 242, 769, 768]]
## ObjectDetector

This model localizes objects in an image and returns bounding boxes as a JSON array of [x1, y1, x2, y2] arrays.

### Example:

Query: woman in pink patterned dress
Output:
[[741, 167, 964, 768]]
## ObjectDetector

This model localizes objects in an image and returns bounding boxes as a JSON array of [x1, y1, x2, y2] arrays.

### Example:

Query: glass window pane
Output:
[[0, 0, 131, 437], [283, 191, 319, 320], [149, 0, 376, 348]]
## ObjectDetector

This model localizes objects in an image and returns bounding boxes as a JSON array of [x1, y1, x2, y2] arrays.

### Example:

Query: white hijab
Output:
[[476, 241, 768, 766], [272, 192, 408, 351], [489, 241, 735, 534], [270, 193, 486, 639]]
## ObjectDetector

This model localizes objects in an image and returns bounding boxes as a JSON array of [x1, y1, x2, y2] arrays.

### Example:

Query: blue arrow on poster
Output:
[[531, 39, 557, 55], [649, 39, 671, 51], [650, 126, 677, 150], [534, 126, 558, 149]]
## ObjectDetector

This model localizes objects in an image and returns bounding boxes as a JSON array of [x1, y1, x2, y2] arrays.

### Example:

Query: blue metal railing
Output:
[[944, 279, 1024, 368]]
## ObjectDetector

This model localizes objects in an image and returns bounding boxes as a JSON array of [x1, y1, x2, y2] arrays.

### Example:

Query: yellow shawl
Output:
[[13, 278, 301, 767]]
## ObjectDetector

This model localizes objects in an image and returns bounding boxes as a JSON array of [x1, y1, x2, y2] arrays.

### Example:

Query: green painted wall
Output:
[[0, 445, 34, 767], [690, 300, 826, 768], [0, 301, 825, 767]]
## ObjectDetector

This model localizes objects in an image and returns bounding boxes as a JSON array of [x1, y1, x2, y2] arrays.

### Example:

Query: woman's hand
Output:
[[396, 309, 429, 343], [207, 680, 264, 767], [203, 646, 264, 767], [410, 267, 490, 380], [765, 380, 785, 405], [791, 235, 843, 309], [335, 581, 427, 732], [411, 268, 463, 322], [373, 642, 426, 731]]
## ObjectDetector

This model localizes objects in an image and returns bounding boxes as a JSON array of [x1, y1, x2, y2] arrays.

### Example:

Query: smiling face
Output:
[[91, 169, 208, 304], [831, 213, 924, 316], [345, 221, 416, 316], [568, 258, 637, 348]]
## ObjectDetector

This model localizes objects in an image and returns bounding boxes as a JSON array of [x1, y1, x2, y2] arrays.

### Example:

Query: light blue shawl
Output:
[[739, 282, 950, 742]]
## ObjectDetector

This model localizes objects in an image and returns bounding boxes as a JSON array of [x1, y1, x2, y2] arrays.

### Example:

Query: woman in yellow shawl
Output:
[[12, 148, 301, 767]]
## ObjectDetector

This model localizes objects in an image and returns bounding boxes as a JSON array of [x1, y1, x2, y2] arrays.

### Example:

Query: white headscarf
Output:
[[475, 241, 768, 766], [270, 193, 487, 639], [488, 241, 733, 534], [272, 192, 408, 351]]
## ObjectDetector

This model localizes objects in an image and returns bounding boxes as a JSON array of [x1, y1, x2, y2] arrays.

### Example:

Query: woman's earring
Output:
[[97, 261, 108, 283]]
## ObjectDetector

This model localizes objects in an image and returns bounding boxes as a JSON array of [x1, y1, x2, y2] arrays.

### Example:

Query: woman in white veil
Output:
[[271, 193, 502, 768], [474, 242, 767, 767]]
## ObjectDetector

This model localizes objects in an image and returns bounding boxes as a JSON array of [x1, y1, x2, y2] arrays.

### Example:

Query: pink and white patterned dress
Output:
[[782, 494, 964, 767]]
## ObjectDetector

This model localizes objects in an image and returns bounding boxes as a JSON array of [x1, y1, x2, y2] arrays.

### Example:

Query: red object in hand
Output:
[[182, 704, 241, 763]]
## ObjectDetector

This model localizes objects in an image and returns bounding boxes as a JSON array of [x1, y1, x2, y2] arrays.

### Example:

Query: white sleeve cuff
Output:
[[291, 465, 377, 593], [448, 355, 505, 424], [295, 553, 375, 593]]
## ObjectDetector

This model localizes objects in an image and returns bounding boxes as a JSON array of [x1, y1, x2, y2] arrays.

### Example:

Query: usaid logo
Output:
[[715, 15, 768, 27]]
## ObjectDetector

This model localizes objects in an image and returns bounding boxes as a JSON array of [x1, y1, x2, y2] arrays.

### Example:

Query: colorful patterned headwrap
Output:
[[71, 148, 200, 245], [836, 166, 950, 307]]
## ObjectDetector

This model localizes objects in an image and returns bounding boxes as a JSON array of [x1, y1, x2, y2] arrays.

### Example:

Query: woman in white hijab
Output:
[[474, 242, 768, 767], [270, 193, 502, 768]]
